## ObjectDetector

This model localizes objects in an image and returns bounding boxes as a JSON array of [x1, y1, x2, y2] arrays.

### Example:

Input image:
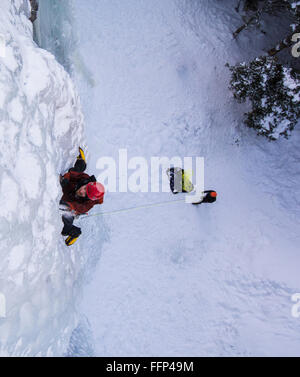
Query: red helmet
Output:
[[86, 182, 105, 201], [210, 191, 217, 198]]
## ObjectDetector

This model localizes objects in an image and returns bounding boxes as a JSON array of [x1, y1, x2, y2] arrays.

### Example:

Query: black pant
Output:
[[62, 213, 75, 228]]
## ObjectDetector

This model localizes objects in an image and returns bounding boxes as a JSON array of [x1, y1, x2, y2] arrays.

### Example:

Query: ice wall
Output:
[[0, 0, 86, 356], [34, 0, 75, 73]]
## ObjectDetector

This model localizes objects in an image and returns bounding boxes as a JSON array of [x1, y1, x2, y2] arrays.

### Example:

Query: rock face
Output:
[[29, 0, 38, 23], [0, 0, 86, 356]]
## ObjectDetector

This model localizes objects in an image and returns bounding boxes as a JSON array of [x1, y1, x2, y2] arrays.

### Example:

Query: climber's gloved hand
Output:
[[60, 175, 69, 189]]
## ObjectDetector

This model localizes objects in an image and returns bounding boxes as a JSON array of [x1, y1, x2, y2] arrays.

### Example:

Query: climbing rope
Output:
[[79, 198, 186, 219]]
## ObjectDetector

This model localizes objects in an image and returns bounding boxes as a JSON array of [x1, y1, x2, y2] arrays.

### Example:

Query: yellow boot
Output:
[[65, 235, 79, 246]]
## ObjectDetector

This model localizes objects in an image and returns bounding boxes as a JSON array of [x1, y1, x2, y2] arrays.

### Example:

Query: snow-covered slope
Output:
[[0, 0, 86, 356], [71, 0, 300, 356]]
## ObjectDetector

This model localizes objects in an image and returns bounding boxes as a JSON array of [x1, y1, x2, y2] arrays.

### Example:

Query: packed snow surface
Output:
[[71, 0, 300, 356]]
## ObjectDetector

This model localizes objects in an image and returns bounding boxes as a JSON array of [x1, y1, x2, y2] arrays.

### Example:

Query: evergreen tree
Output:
[[227, 56, 300, 140], [234, 0, 300, 56]]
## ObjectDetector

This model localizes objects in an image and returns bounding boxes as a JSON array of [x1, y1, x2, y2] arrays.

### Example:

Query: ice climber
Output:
[[59, 147, 105, 246], [166, 167, 217, 205]]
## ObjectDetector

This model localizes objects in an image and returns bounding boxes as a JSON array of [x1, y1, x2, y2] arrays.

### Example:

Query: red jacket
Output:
[[60, 170, 103, 215]]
